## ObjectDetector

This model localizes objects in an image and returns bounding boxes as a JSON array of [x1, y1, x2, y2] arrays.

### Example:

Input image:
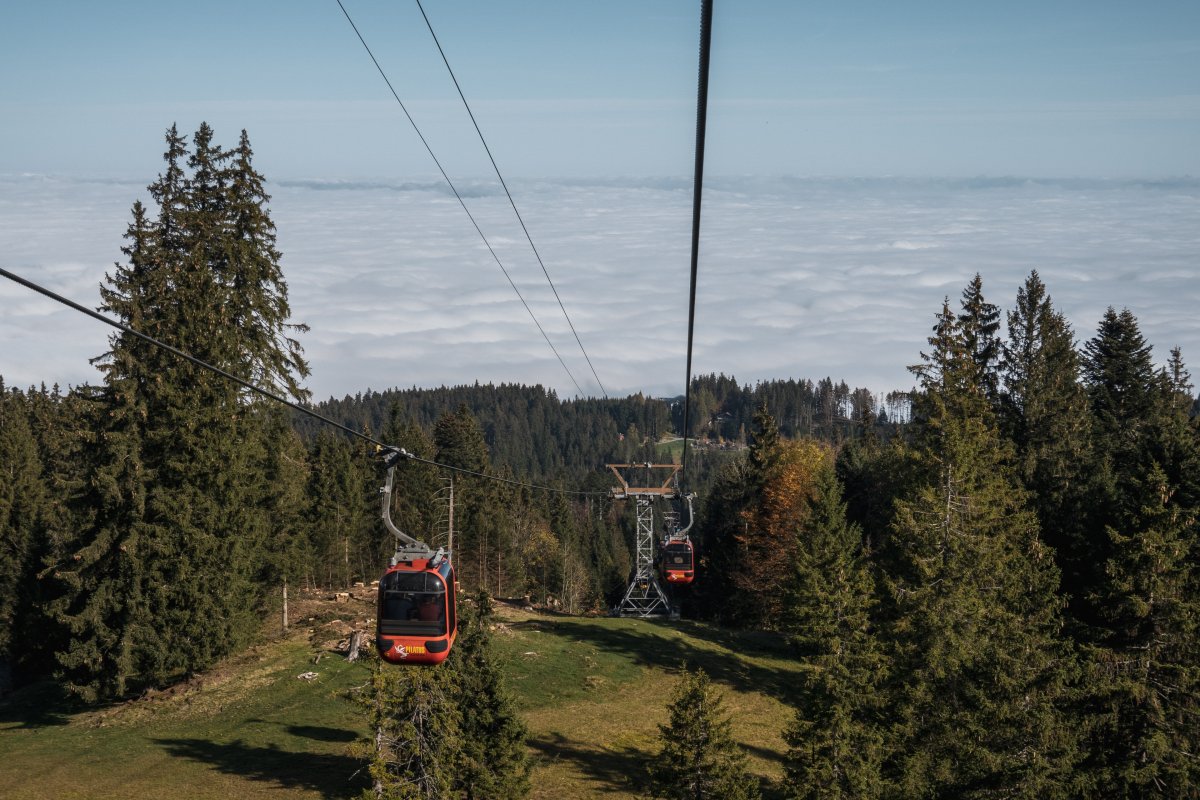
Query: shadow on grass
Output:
[[156, 737, 367, 799], [0, 681, 75, 728], [285, 724, 359, 743], [744, 740, 788, 766], [672, 619, 797, 660], [527, 619, 806, 705], [530, 731, 784, 800], [529, 731, 651, 796]]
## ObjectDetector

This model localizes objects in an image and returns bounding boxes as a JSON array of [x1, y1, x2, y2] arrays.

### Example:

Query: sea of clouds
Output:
[[2, 174, 1197, 402]]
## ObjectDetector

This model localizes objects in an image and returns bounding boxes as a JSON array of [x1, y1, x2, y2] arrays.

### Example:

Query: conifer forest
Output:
[[3, 126, 1200, 800]]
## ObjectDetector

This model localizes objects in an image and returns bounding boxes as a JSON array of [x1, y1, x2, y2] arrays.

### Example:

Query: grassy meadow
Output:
[[0, 597, 805, 799]]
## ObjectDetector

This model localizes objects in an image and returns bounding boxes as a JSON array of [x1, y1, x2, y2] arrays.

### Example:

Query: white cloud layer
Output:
[[2, 175, 1198, 401]]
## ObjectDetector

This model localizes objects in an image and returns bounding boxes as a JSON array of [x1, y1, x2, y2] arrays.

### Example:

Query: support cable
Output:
[[680, 0, 714, 493], [0, 266, 603, 498], [413, 0, 609, 399], [335, 0, 587, 398]]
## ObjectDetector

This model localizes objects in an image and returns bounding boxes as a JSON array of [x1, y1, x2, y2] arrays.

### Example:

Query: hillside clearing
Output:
[[0, 595, 804, 799]]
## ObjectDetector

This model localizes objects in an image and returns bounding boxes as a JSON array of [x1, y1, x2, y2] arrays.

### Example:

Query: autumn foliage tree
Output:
[[729, 408, 827, 627]]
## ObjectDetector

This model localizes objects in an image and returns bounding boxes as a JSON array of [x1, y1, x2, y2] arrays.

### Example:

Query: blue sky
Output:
[[2, 2, 1199, 400], [3, 1, 1199, 179]]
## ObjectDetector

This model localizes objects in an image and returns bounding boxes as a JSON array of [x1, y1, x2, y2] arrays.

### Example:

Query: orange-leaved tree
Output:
[[728, 408, 830, 626]]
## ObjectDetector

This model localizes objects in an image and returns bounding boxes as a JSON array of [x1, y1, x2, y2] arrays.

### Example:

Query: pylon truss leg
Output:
[[618, 497, 674, 618]]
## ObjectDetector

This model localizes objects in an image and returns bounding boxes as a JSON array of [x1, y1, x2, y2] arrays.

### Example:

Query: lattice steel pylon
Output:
[[608, 463, 678, 617]]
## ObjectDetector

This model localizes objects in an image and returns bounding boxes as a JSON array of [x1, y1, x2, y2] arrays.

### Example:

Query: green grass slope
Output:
[[0, 604, 805, 799]]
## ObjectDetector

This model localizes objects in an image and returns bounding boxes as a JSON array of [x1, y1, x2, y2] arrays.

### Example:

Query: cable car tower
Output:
[[608, 463, 681, 618]]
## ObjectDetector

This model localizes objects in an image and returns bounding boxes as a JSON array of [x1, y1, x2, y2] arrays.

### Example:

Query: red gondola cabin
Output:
[[660, 539, 695, 584], [377, 555, 457, 665]]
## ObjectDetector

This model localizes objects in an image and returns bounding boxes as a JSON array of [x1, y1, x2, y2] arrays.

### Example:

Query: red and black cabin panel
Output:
[[376, 557, 457, 665], [660, 539, 695, 584]]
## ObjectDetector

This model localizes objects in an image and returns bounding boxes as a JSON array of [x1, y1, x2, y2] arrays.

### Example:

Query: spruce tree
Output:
[[223, 129, 310, 399], [957, 273, 1002, 406], [358, 661, 462, 800], [451, 591, 530, 799], [882, 297, 1079, 798], [746, 405, 781, 488], [1084, 308, 1158, 444], [0, 382, 45, 693], [258, 409, 310, 604], [21, 384, 91, 683], [1080, 314, 1200, 796], [306, 431, 374, 587], [647, 667, 761, 800], [49, 195, 161, 699], [49, 384, 154, 700], [835, 433, 919, 559], [1087, 463, 1200, 797], [999, 271, 1092, 613], [692, 454, 752, 623], [434, 405, 496, 591], [782, 463, 884, 800], [49, 124, 310, 699], [1077, 307, 1166, 627], [1153, 347, 1200, 518]]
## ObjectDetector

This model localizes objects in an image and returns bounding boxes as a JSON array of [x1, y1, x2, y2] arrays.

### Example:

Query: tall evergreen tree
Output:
[[49, 384, 154, 700], [48, 194, 162, 699], [21, 384, 92, 684], [358, 662, 462, 800], [647, 667, 761, 800], [1080, 313, 1200, 796], [999, 271, 1092, 611], [1082, 310, 1160, 512], [692, 456, 751, 623], [224, 129, 310, 399], [746, 405, 781, 488], [882, 297, 1079, 798], [1153, 347, 1200, 516], [1087, 463, 1200, 797], [0, 382, 46, 694], [957, 273, 1002, 406], [1077, 308, 1167, 625], [835, 426, 919, 561], [48, 124, 310, 700], [306, 431, 373, 587], [434, 405, 496, 591], [782, 463, 884, 800], [258, 409, 310, 602], [451, 591, 530, 799]]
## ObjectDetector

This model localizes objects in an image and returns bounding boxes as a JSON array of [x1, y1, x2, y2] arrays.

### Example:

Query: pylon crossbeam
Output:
[[607, 463, 681, 499]]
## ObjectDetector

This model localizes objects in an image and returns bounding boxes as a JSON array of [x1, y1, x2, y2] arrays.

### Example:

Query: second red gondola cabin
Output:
[[660, 538, 695, 584]]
